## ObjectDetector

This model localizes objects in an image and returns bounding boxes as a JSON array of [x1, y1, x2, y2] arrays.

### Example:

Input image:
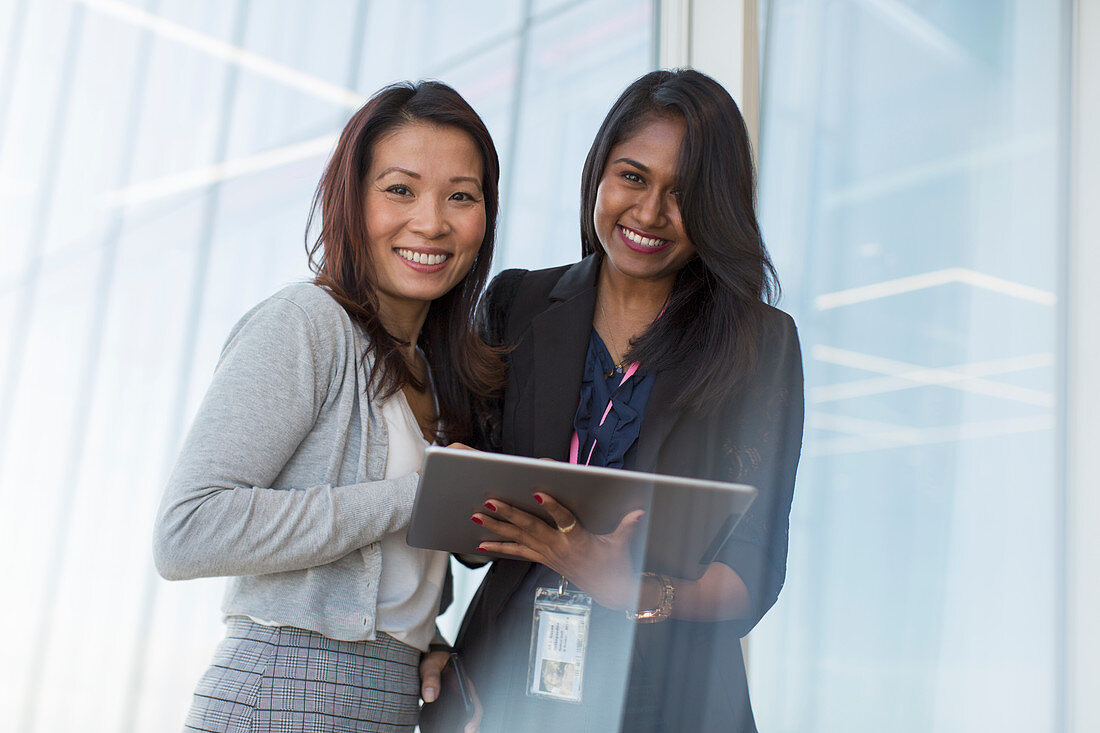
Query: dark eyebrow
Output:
[[451, 176, 483, 191], [611, 157, 650, 173], [376, 168, 481, 191], [376, 166, 421, 180]]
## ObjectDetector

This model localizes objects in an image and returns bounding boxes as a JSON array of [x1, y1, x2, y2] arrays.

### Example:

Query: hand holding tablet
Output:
[[406, 446, 756, 581]]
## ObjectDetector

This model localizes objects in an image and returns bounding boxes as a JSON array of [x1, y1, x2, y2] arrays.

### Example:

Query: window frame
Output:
[[1067, 1, 1100, 731]]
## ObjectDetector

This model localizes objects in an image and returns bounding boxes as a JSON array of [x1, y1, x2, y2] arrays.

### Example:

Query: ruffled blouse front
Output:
[[571, 330, 655, 469]]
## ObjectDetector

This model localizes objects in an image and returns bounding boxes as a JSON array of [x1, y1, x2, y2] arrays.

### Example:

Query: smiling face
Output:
[[362, 122, 486, 323], [592, 115, 696, 288]]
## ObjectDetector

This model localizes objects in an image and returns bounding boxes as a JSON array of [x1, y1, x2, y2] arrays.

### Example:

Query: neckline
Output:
[[590, 329, 639, 379], [591, 329, 617, 368], [392, 389, 432, 447]]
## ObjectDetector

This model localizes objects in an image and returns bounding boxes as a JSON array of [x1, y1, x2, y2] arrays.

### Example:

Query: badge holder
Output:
[[527, 576, 591, 703]]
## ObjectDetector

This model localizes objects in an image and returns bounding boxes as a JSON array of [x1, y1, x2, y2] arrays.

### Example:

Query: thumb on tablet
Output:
[[611, 509, 647, 542]]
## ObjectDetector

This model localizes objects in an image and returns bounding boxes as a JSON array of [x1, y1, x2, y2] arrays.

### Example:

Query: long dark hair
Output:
[[580, 69, 779, 411], [306, 80, 505, 443]]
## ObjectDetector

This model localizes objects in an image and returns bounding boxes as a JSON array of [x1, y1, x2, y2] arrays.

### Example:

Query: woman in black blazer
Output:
[[421, 69, 804, 732]]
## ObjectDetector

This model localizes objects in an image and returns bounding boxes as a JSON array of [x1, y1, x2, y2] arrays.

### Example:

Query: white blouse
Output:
[[374, 388, 449, 651]]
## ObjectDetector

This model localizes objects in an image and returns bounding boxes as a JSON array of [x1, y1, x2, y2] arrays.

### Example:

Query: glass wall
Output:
[[751, 1, 1068, 731], [0, 1, 653, 730]]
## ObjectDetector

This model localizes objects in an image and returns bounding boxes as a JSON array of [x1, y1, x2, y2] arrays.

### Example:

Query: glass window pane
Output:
[[752, 2, 1067, 731], [499, 0, 653, 272], [0, 1, 658, 729]]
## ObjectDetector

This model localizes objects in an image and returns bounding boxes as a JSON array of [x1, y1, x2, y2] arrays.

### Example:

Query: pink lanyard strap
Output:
[[568, 361, 640, 466]]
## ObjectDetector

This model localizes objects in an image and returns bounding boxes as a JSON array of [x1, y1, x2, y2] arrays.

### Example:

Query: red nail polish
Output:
[[470, 515, 483, 526], [476, 546, 488, 551], [534, 494, 544, 504], [484, 501, 497, 512]]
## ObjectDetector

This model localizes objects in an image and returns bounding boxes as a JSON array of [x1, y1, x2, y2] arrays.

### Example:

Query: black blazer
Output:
[[452, 255, 804, 732]]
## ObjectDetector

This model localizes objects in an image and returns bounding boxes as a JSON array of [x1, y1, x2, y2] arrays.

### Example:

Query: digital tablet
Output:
[[406, 446, 757, 580]]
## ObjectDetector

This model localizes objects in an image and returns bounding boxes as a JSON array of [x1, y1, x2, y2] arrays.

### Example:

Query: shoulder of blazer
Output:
[[497, 255, 601, 340], [759, 302, 798, 333], [755, 303, 801, 367], [504, 265, 566, 332]]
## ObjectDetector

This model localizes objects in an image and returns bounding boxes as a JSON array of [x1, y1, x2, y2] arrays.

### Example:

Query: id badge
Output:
[[527, 580, 591, 703]]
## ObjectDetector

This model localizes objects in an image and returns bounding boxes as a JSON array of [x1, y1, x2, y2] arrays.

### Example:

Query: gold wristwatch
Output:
[[626, 572, 675, 622]]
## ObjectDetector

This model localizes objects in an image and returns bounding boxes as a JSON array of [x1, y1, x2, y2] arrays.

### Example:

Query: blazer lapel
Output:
[[634, 359, 692, 473], [480, 258, 598, 621], [529, 280, 597, 460]]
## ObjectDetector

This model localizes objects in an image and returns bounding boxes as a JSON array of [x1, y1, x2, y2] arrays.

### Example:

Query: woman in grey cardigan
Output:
[[153, 81, 504, 732]]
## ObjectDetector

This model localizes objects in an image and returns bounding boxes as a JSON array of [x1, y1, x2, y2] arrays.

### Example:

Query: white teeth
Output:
[[396, 248, 449, 266], [621, 226, 666, 248]]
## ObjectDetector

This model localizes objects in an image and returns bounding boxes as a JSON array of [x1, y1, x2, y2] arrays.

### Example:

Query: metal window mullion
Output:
[[494, 0, 535, 273], [1066, 2, 1100, 732]]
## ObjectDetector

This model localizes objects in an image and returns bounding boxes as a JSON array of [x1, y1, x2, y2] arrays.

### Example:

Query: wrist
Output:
[[591, 572, 642, 610]]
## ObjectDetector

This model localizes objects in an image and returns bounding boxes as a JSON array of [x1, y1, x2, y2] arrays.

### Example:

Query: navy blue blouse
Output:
[[571, 330, 655, 470]]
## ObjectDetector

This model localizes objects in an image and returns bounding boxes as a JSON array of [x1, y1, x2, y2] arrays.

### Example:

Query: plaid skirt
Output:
[[184, 617, 422, 733]]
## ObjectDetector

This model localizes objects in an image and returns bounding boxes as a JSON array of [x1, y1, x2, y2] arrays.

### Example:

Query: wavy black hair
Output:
[[579, 69, 779, 410]]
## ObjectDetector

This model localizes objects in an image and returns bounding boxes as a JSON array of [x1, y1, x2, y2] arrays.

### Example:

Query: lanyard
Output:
[[568, 361, 640, 466]]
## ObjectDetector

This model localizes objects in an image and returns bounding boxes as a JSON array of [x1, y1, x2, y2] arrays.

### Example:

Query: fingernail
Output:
[[476, 545, 488, 551], [484, 501, 497, 512], [533, 493, 544, 504], [424, 687, 437, 703], [470, 515, 483, 525]]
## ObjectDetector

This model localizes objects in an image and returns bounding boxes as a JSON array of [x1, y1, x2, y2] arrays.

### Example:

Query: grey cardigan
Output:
[[153, 283, 423, 642]]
